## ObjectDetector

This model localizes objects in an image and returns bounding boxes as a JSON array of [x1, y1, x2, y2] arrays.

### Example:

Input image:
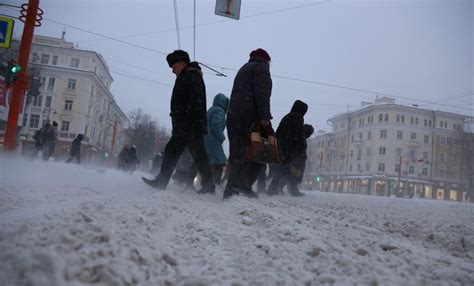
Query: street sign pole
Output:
[[4, 0, 40, 151]]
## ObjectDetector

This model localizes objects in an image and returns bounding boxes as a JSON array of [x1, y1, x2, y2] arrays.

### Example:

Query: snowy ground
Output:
[[1, 155, 473, 286]]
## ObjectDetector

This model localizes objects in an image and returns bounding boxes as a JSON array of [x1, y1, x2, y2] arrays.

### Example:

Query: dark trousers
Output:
[[67, 154, 81, 164], [226, 129, 264, 190], [42, 142, 55, 161], [156, 134, 214, 189]]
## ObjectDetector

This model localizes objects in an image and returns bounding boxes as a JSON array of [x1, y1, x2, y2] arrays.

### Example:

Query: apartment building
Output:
[[21, 35, 127, 160], [304, 96, 470, 202]]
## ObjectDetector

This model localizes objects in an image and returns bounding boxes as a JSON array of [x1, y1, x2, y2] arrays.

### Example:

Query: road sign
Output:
[[0, 16, 15, 49], [215, 0, 241, 20]]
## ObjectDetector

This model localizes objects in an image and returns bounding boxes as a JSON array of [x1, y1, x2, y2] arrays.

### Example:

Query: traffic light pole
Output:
[[4, 0, 40, 151]]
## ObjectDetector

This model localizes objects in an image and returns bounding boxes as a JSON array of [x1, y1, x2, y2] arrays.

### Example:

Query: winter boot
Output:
[[142, 177, 166, 190], [197, 185, 215, 195], [288, 185, 305, 197], [223, 184, 240, 199]]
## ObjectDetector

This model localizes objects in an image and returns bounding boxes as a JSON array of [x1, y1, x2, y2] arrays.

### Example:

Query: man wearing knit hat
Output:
[[142, 50, 215, 194], [224, 48, 273, 199]]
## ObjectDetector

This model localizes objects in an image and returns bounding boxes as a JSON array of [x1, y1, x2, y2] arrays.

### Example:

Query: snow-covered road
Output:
[[1, 155, 473, 285]]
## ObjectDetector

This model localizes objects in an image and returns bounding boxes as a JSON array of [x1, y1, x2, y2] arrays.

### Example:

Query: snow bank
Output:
[[1, 155, 473, 285]]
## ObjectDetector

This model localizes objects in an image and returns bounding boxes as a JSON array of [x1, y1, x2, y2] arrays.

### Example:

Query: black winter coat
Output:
[[227, 59, 272, 137], [275, 100, 308, 162], [70, 138, 82, 156], [170, 62, 207, 137]]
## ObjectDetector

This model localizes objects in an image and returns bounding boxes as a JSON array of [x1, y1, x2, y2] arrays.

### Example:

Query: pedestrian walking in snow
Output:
[[126, 145, 139, 173], [224, 48, 273, 199], [267, 100, 308, 197], [42, 121, 58, 161], [117, 146, 129, 171], [142, 50, 215, 194], [66, 134, 84, 164], [30, 124, 47, 159], [203, 93, 229, 185]]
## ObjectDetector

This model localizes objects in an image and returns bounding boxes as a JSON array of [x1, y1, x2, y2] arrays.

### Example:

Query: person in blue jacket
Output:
[[203, 93, 229, 185]]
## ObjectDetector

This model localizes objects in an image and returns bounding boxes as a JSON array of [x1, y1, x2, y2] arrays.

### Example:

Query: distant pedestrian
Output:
[[117, 146, 129, 171], [150, 152, 163, 175], [142, 50, 215, 194], [42, 121, 58, 161], [30, 124, 47, 158], [267, 100, 308, 197], [66, 134, 84, 164], [224, 48, 273, 199], [126, 145, 139, 173]]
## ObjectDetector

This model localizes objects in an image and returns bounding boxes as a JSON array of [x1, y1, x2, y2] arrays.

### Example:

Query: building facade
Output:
[[20, 35, 127, 161], [303, 97, 470, 202]]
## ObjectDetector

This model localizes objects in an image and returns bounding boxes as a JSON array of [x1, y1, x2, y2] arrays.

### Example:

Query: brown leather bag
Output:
[[244, 122, 283, 165]]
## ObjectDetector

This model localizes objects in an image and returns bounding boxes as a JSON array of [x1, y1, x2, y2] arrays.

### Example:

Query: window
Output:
[[396, 147, 402, 157], [32, 95, 43, 107], [47, 77, 55, 90], [379, 147, 386, 155], [423, 152, 428, 161], [29, 114, 40, 128], [45, 96, 52, 108], [409, 149, 415, 159], [411, 117, 414, 124], [378, 163, 385, 172], [439, 169, 445, 177], [452, 169, 458, 178], [64, 100, 73, 110], [67, 79, 76, 89], [71, 58, 80, 68], [366, 147, 370, 156], [422, 168, 428, 176], [350, 150, 354, 158], [424, 135, 429, 144], [365, 163, 370, 171], [358, 133, 362, 139], [440, 137, 447, 145], [380, 130, 387, 139], [357, 149, 362, 158], [395, 164, 400, 173], [61, 121, 70, 132], [351, 135, 354, 143], [384, 114, 389, 121], [40, 54, 50, 64], [439, 121, 443, 128], [415, 118, 418, 125], [424, 119, 427, 127], [401, 115, 405, 123], [368, 131, 371, 140], [32, 53, 39, 63], [396, 114, 400, 122], [440, 153, 445, 163], [397, 131, 403, 140], [357, 164, 361, 171], [52, 55, 58, 65], [429, 120, 432, 127], [411, 133, 416, 140], [409, 166, 414, 175], [349, 165, 353, 172], [378, 114, 383, 121]]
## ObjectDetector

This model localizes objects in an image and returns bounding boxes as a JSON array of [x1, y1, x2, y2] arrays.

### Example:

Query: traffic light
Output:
[[316, 176, 321, 182], [1, 62, 22, 86], [28, 77, 41, 97], [104, 152, 109, 158]]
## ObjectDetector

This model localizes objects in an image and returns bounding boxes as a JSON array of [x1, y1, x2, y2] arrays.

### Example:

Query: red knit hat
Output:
[[249, 48, 271, 62]]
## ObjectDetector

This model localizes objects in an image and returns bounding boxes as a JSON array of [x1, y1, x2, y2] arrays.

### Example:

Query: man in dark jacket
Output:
[[267, 100, 308, 196], [67, 134, 84, 163], [142, 50, 215, 194], [224, 48, 273, 199], [42, 121, 58, 161]]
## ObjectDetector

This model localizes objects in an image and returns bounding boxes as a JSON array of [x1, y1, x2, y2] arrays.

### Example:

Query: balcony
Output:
[[352, 139, 362, 146], [409, 140, 421, 146]]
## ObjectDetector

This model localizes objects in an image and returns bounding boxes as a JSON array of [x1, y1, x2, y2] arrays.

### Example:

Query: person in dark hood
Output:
[[31, 123, 48, 159], [267, 100, 308, 196], [224, 48, 273, 199], [142, 50, 215, 194], [126, 145, 139, 173], [67, 134, 84, 164]]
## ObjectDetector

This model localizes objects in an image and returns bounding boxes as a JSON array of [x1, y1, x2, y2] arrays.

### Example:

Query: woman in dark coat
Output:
[[224, 48, 273, 199], [67, 134, 84, 164]]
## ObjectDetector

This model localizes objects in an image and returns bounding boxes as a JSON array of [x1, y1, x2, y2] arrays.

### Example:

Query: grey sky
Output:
[[3, 0, 473, 132]]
